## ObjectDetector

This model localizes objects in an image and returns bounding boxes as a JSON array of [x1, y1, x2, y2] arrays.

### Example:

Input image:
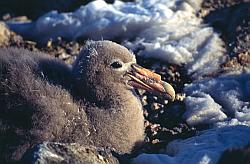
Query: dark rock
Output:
[[218, 143, 250, 164], [21, 142, 119, 164], [203, 2, 250, 58]]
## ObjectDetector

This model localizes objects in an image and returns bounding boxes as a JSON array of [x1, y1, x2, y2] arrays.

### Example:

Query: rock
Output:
[[218, 143, 250, 164], [21, 142, 119, 164], [239, 52, 250, 67]]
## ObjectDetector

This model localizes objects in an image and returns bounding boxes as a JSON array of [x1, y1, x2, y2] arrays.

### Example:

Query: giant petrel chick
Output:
[[0, 40, 175, 162]]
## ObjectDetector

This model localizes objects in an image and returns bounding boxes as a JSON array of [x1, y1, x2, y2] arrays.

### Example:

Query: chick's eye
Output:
[[110, 61, 123, 69]]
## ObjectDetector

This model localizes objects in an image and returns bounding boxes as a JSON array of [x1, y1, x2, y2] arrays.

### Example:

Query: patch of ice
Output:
[[7, 0, 226, 79], [184, 73, 250, 127], [31, 142, 64, 162], [183, 92, 227, 126], [123, 13, 226, 80], [8, 0, 175, 42], [132, 125, 250, 164]]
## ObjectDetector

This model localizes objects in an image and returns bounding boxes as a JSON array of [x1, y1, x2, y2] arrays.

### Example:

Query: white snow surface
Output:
[[132, 125, 250, 164], [7, 0, 226, 79], [183, 92, 227, 126], [184, 73, 250, 127]]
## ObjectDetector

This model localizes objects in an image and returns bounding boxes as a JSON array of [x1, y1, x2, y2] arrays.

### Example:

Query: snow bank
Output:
[[133, 125, 250, 164], [184, 73, 250, 127], [7, 0, 226, 79], [123, 1, 226, 79], [8, 0, 178, 42]]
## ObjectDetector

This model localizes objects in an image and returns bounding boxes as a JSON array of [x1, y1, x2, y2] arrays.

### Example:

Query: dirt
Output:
[[0, 0, 249, 160], [201, 0, 250, 67]]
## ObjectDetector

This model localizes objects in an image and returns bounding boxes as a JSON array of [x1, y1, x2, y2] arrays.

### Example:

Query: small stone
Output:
[[224, 57, 240, 68], [143, 109, 149, 117], [2, 13, 11, 21], [141, 95, 148, 106], [151, 102, 162, 110], [175, 93, 186, 101], [11, 16, 30, 22], [58, 52, 71, 60], [152, 139, 160, 144], [239, 52, 250, 66], [151, 124, 161, 131], [144, 120, 151, 127], [25, 40, 36, 46], [163, 100, 169, 105], [47, 39, 53, 48], [152, 131, 158, 136]]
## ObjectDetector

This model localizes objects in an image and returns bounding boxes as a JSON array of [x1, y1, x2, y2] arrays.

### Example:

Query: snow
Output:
[[184, 73, 250, 127], [5, 0, 250, 163], [132, 125, 250, 164], [183, 92, 227, 126], [7, 0, 226, 79]]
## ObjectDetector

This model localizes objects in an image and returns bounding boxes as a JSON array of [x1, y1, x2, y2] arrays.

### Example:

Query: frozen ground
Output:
[[8, 0, 226, 79], [133, 125, 250, 164], [184, 73, 250, 127], [4, 0, 250, 163]]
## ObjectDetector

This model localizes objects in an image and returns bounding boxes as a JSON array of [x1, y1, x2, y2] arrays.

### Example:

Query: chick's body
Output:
[[0, 41, 145, 162]]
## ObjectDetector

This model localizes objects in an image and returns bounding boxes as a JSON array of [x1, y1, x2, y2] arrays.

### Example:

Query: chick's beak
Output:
[[126, 64, 175, 101]]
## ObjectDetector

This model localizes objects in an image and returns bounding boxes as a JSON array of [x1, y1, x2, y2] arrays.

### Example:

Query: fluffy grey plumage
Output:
[[0, 41, 145, 162]]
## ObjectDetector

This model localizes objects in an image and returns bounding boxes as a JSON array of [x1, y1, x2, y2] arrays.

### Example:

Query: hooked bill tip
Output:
[[162, 81, 175, 101]]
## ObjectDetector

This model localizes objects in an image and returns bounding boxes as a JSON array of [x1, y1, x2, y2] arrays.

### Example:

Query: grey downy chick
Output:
[[0, 40, 175, 162]]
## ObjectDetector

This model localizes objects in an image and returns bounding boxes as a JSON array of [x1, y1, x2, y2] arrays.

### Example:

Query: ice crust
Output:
[[184, 73, 250, 127], [8, 0, 226, 79], [133, 126, 250, 164]]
